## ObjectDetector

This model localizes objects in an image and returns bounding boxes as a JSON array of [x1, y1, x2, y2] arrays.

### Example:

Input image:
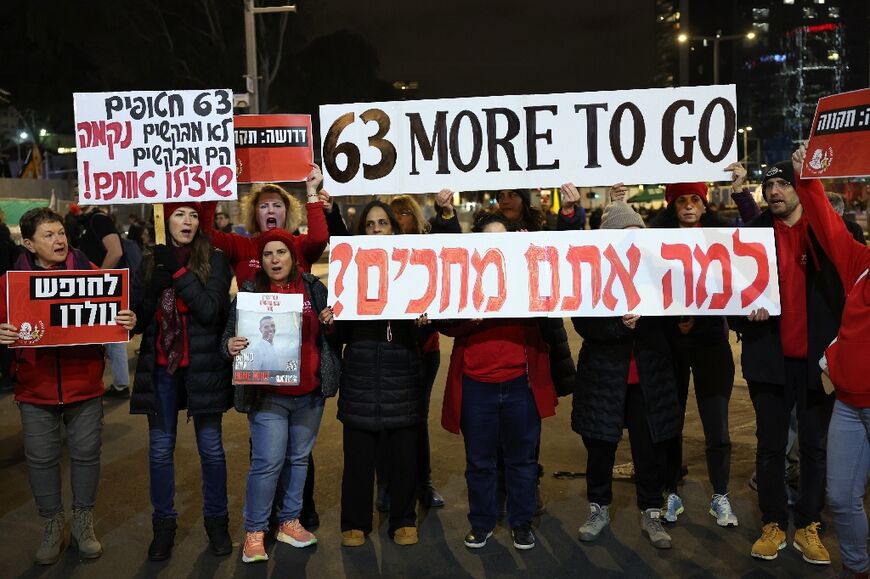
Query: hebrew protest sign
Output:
[[232, 292, 303, 386], [319, 85, 737, 196], [74, 89, 237, 204], [6, 269, 130, 347], [327, 229, 780, 319], [801, 88, 870, 179], [234, 114, 313, 183]]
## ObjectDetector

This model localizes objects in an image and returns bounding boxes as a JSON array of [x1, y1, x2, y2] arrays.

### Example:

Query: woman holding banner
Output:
[[224, 228, 340, 563], [334, 200, 433, 548], [0, 207, 137, 565], [129, 202, 233, 562]]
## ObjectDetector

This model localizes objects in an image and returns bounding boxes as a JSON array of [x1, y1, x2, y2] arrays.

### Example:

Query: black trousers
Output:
[[341, 425, 417, 534], [666, 341, 735, 495], [583, 384, 669, 511], [748, 357, 834, 529]]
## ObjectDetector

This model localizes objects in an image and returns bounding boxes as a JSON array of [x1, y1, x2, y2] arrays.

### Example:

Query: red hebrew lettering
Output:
[[603, 244, 641, 311], [406, 249, 438, 314], [391, 248, 410, 280], [732, 229, 770, 307], [693, 244, 733, 309], [525, 245, 561, 312], [356, 248, 389, 315], [330, 243, 353, 316], [439, 248, 469, 313], [660, 243, 694, 308], [561, 245, 602, 310], [105, 121, 133, 160], [471, 249, 507, 312]]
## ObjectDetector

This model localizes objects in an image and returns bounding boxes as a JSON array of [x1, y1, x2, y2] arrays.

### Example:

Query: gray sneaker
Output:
[[35, 511, 66, 565], [71, 508, 103, 558], [578, 503, 610, 542], [641, 508, 672, 549]]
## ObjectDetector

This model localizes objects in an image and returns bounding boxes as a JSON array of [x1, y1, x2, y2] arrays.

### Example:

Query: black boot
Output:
[[148, 518, 177, 561], [204, 515, 232, 556]]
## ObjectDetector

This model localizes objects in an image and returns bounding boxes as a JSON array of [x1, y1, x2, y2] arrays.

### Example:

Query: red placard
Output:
[[802, 88, 870, 179], [234, 114, 313, 183], [6, 269, 130, 348]]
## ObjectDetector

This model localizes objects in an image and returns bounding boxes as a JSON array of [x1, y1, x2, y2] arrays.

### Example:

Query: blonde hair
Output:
[[390, 195, 431, 234], [242, 184, 302, 234]]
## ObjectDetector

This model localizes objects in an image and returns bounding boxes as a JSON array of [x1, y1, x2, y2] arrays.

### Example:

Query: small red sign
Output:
[[802, 88, 870, 179], [6, 269, 130, 348], [234, 114, 313, 183]]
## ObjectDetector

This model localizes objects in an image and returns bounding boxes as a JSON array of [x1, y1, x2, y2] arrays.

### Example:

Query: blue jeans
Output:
[[105, 342, 129, 387], [19, 397, 103, 518], [148, 367, 227, 520], [460, 373, 541, 530], [244, 393, 325, 531], [827, 399, 870, 572]]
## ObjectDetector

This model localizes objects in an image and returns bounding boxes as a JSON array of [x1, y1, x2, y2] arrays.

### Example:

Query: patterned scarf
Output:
[[158, 245, 191, 375]]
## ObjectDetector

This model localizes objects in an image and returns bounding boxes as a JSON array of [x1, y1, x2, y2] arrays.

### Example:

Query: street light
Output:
[[677, 30, 757, 84], [737, 126, 753, 164], [243, 0, 296, 114]]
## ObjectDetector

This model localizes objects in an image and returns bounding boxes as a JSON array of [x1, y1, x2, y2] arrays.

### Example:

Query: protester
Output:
[[214, 211, 234, 234], [732, 159, 842, 565], [0, 207, 19, 392], [790, 145, 870, 579], [825, 192, 866, 244], [129, 202, 233, 561], [652, 182, 738, 528], [335, 200, 432, 548], [127, 213, 144, 249], [571, 201, 681, 550], [439, 211, 558, 551], [0, 208, 136, 565], [224, 228, 340, 563]]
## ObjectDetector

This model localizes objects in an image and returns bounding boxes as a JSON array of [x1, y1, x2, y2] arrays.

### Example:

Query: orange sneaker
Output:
[[242, 531, 268, 563], [277, 519, 317, 548]]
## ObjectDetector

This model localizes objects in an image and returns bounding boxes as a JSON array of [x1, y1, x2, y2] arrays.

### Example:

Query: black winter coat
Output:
[[538, 318, 576, 397], [571, 316, 681, 444], [335, 319, 428, 431], [730, 211, 844, 387], [130, 250, 233, 416]]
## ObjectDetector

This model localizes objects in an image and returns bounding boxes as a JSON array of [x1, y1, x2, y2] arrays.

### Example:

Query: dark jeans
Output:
[[341, 425, 417, 534], [583, 384, 668, 511], [461, 373, 540, 530], [666, 341, 734, 495], [748, 357, 834, 529], [148, 367, 228, 520]]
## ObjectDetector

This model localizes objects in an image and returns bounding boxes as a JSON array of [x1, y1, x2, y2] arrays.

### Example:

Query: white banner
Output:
[[74, 89, 237, 205], [327, 229, 780, 319], [319, 85, 737, 196]]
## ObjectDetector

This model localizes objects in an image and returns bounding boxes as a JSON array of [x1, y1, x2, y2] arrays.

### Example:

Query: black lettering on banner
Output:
[[662, 99, 695, 164], [573, 103, 608, 168], [215, 90, 232, 115], [814, 105, 870, 135], [30, 273, 123, 300], [233, 127, 309, 148], [104, 92, 184, 121], [323, 112, 360, 184], [482, 108, 522, 172], [698, 97, 736, 162], [407, 111, 448, 175], [50, 301, 120, 328], [609, 102, 645, 166], [524, 105, 559, 171], [360, 109, 397, 180], [449, 110, 483, 172]]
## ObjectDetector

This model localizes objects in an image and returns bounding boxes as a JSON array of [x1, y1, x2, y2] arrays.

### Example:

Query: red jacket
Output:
[[201, 202, 328, 284], [0, 249, 106, 406], [440, 319, 557, 434], [796, 178, 870, 407]]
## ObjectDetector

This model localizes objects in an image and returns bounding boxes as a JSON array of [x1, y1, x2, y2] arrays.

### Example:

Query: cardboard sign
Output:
[[327, 229, 780, 319], [6, 270, 130, 347], [319, 85, 738, 196], [232, 292, 303, 386], [234, 114, 313, 183], [802, 88, 870, 179], [74, 89, 238, 204]]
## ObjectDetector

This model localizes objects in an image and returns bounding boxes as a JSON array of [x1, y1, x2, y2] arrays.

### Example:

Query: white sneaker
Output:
[[709, 494, 738, 527]]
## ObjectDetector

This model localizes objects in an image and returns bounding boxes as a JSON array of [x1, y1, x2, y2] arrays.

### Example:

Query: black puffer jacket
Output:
[[335, 319, 428, 431], [130, 250, 233, 416], [538, 318, 576, 397], [571, 316, 681, 444]]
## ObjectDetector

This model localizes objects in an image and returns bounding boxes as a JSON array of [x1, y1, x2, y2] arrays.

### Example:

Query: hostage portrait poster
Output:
[[233, 292, 303, 386]]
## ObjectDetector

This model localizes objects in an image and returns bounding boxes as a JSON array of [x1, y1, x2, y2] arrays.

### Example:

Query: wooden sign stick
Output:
[[153, 204, 166, 245]]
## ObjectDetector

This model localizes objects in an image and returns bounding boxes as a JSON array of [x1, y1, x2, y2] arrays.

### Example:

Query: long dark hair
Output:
[[144, 227, 212, 285], [356, 200, 401, 235]]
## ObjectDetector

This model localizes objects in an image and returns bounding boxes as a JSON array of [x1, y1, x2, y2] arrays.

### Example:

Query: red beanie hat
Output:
[[665, 182, 708, 206], [256, 228, 297, 260], [163, 202, 203, 222]]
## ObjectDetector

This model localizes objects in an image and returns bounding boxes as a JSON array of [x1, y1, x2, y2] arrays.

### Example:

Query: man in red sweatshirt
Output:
[[734, 158, 844, 566]]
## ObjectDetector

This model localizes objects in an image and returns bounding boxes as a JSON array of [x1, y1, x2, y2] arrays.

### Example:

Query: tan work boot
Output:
[[341, 529, 365, 547], [793, 522, 831, 565], [393, 526, 418, 546], [71, 508, 102, 559], [35, 511, 66, 565], [751, 522, 786, 560]]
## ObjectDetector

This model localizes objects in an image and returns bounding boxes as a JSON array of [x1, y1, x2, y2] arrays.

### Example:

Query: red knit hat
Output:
[[163, 202, 203, 222], [665, 182, 708, 206], [256, 228, 297, 260]]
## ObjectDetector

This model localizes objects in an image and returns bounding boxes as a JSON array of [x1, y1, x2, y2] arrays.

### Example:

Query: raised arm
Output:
[[726, 162, 762, 223]]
